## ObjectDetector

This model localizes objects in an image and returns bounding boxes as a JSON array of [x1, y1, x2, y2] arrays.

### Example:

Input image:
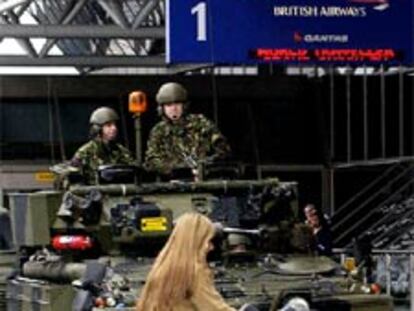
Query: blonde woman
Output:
[[136, 212, 249, 311]]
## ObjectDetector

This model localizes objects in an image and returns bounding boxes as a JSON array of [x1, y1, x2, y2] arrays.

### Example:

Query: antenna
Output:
[[47, 77, 55, 164], [53, 88, 67, 161]]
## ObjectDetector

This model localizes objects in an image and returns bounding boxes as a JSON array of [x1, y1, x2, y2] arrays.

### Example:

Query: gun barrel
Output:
[[22, 261, 86, 282], [222, 227, 262, 236]]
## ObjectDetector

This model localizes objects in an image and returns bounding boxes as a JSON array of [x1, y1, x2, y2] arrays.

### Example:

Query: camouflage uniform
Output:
[[144, 114, 230, 174], [71, 139, 134, 184]]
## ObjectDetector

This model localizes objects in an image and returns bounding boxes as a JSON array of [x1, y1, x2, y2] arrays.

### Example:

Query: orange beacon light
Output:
[[129, 91, 148, 114]]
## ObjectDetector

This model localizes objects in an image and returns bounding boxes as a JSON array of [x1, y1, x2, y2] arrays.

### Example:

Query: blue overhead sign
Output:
[[166, 0, 414, 65]]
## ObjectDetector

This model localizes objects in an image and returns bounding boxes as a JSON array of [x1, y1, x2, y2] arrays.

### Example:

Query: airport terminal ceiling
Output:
[[0, 0, 167, 72]]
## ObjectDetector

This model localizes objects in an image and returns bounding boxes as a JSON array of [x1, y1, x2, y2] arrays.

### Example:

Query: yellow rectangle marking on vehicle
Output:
[[141, 217, 167, 232], [35, 172, 55, 182]]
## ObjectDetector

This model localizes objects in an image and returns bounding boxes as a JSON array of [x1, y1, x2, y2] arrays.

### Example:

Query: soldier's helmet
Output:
[[89, 107, 119, 126], [156, 82, 188, 105]]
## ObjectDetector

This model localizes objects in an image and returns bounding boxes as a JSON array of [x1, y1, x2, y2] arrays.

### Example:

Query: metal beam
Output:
[[15, 0, 31, 16], [39, 0, 89, 57], [0, 55, 165, 66], [0, 0, 28, 14], [3, 12, 38, 57], [0, 25, 165, 38], [132, 0, 162, 29], [96, 0, 129, 28]]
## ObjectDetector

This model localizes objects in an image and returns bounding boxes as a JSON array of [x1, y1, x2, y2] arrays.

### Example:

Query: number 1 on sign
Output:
[[191, 2, 207, 41]]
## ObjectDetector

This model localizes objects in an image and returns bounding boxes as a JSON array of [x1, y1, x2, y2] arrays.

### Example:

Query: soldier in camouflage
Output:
[[71, 107, 135, 184], [144, 82, 231, 176]]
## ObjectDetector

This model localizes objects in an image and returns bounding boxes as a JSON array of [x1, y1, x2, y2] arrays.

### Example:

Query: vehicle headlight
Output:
[[279, 297, 310, 311]]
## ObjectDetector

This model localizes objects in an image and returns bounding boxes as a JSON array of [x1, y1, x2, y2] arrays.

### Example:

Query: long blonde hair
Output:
[[136, 212, 215, 311]]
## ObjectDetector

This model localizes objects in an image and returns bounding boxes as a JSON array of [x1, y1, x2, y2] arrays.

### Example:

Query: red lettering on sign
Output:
[[253, 48, 398, 62]]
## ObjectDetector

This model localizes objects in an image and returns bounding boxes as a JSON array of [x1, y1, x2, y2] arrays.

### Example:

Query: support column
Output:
[[321, 167, 335, 216]]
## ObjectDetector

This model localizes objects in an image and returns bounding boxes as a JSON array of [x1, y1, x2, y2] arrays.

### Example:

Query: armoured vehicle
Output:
[[5, 164, 393, 311]]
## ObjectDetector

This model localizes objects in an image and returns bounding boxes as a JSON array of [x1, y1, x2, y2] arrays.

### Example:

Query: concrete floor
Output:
[[394, 303, 410, 311]]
